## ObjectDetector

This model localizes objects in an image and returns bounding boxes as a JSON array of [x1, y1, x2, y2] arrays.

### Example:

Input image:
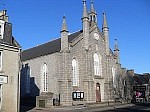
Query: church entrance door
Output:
[[96, 83, 101, 102]]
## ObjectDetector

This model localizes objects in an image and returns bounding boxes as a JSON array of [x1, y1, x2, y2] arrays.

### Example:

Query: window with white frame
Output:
[[42, 63, 48, 92], [72, 59, 79, 86], [0, 20, 5, 39], [112, 67, 116, 87], [93, 53, 102, 76]]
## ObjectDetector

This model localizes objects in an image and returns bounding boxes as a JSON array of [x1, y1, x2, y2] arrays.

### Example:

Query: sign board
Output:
[[133, 86, 146, 91], [0, 75, 8, 84], [72, 91, 84, 99]]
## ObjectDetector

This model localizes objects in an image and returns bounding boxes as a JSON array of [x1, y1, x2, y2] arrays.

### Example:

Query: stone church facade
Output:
[[21, 1, 124, 106]]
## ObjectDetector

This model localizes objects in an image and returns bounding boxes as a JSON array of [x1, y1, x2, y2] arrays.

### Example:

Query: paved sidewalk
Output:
[[27, 105, 86, 112], [25, 103, 134, 112], [84, 103, 134, 112]]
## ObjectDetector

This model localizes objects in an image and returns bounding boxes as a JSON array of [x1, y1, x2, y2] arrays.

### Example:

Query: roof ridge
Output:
[[23, 37, 60, 51], [23, 30, 82, 51], [68, 30, 82, 35], [21, 30, 83, 61]]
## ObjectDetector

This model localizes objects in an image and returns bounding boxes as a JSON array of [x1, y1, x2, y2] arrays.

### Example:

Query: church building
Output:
[[21, 0, 124, 107]]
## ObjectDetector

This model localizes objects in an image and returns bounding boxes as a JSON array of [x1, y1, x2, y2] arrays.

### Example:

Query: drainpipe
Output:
[[17, 48, 21, 112]]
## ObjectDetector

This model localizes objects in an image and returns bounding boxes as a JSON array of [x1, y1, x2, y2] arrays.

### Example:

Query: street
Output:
[[86, 103, 150, 112], [24, 102, 150, 112]]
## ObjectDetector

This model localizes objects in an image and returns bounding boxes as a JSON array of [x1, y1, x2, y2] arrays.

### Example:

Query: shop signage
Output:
[[0, 75, 8, 84], [133, 86, 146, 91], [72, 91, 84, 100]]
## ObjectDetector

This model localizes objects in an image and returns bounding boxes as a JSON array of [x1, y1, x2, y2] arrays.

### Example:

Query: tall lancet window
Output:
[[112, 67, 116, 87], [93, 15, 96, 22], [42, 63, 48, 92], [94, 53, 102, 76], [72, 59, 79, 86]]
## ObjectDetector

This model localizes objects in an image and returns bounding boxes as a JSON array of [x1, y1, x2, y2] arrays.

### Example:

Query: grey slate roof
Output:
[[21, 30, 83, 61], [0, 36, 21, 48], [0, 22, 21, 48], [133, 74, 150, 85]]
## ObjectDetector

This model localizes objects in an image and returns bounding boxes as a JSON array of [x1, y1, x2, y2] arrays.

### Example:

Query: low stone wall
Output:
[[36, 92, 54, 108]]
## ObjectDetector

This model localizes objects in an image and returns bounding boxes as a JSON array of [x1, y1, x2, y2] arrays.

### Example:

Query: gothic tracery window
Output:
[[94, 53, 102, 76], [112, 67, 116, 87], [42, 63, 48, 92], [72, 59, 79, 86]]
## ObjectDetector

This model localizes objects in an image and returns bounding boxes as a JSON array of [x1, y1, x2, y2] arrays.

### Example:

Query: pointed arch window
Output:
[[112, 67, 116, 87], [93, 15, 96, 22], [72, 59, 79, 86], [42, 63, 48, 92], [90, 15, 92, 22], [94, 53, 102, 76]]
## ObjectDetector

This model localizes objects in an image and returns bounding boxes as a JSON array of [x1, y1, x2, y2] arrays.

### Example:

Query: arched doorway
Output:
[[96, 83, 101, 102]]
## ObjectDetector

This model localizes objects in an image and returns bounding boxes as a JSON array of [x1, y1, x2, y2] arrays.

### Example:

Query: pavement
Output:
[[21, 103, 135, 112]]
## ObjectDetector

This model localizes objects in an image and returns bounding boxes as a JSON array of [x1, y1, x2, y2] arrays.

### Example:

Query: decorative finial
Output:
[[114, 38, 119, 51], [63, 15, 66, 19], [82, 0, 88, 19], [90, 0, 96, 13], [83, 0, 86, 4], [103, 12, 106, 15], [61, 15, 68, 32], [102, 12, 108, 29]]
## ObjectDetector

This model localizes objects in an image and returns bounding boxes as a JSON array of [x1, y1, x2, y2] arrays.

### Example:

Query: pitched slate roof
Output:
[[0, 36, 21, 48], [21, 30, 83, 61], [0, 22, 21, 48], [133, 74, 150, 85]]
